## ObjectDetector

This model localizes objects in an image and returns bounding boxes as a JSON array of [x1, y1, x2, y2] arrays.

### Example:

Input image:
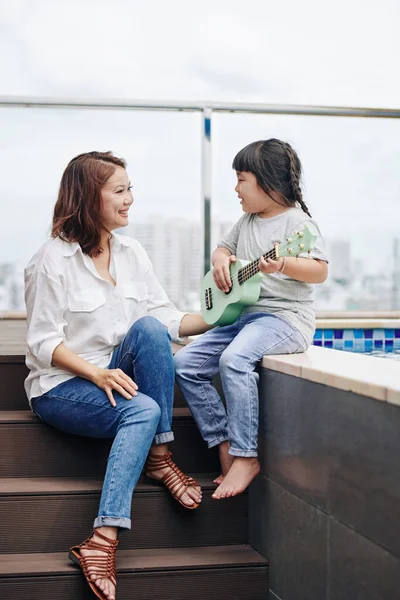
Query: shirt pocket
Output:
[[122, 282, 148, 321], [68, 289, 106, 312], [122, 282, 148, 302]]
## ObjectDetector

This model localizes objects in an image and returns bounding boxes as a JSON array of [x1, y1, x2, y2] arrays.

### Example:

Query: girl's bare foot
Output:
[[78, 527, 118, 600], [212, 457, 260, 499], [213, 441, 234, 485]]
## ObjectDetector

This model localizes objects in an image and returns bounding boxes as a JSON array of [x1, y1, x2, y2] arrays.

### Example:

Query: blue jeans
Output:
[[174, 312, 307, 458], [31, 316, 175, 530]]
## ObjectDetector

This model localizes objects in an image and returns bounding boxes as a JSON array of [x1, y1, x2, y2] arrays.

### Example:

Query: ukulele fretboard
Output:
[[237, 247, 277, 284]]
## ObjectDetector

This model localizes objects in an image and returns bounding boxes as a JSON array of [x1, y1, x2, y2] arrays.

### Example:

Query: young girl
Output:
[[25, 151, 209, 600], [174, 138, 328, 500]]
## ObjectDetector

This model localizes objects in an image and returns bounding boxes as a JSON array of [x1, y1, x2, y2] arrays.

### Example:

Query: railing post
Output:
[[202, 107, 212, 276]]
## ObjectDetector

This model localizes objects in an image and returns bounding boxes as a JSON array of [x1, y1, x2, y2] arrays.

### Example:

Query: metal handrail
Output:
[[1, 96, 400, 118]]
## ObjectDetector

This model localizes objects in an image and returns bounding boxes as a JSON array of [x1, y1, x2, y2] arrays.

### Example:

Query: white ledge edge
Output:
[[261, 346, 400, 406]]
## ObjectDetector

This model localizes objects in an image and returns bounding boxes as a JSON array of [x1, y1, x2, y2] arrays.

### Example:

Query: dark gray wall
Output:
[[249, 368, 400, 600]]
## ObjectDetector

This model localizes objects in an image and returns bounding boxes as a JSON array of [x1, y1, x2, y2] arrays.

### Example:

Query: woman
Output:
[[24, 151, 210, 600]]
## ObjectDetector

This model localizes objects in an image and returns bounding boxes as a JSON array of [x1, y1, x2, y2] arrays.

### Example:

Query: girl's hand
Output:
[[259, 256, 285, 275], [213, 254, 236, 292], [91, 367, 138, 407]]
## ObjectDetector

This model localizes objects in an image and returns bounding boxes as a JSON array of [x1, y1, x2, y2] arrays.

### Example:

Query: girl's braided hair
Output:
[[232, 139, 311, 217]]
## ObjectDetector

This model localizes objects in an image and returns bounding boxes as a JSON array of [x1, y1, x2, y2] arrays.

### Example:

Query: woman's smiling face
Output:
[[100, 166, 134, 231]]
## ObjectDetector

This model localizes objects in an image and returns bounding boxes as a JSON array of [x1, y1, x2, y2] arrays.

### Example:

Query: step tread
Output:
[[0, 407, 192, 423], [0, 335, 184, 361], [0, 545, 267, 577], [0, 475, 221, 495]]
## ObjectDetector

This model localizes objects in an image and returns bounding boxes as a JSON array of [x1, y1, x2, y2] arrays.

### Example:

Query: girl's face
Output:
[[235, 171, 286, 217], [100, 166, 134, 231]]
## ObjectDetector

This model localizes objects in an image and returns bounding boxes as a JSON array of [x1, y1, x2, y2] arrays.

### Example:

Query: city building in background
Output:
[[125, 218, 235, 312], [1, 232, 400, 313]]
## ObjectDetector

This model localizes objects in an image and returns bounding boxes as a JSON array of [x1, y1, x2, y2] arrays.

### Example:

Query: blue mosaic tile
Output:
[[365, 339, 373, 351], [373, 329, 385, 340], [333, 340, 344, 351], [313, 327, 400, 354], [343, 330, 354, 341], [353, 346, 364, 353]]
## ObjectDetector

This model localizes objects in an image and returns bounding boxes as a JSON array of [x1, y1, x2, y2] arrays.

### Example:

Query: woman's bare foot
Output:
[[79, 527, 117, 600], [212, 457, 260, 499], [213, 441, 234, 485], [146, 446, 202, 507]]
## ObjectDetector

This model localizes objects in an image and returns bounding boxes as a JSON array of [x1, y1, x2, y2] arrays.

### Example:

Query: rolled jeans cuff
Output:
[[229, 448, 258, 458], [154, 431, 174, 445], [208, 434, 229, 449], [94, 515, 131, 530]]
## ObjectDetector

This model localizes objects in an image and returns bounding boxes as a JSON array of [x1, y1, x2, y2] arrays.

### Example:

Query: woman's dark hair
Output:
[[232, 139, 311, 217], [52, 151, 127, 256]]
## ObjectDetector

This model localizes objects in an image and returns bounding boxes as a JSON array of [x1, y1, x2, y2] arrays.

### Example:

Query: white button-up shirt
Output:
[[24, 233, 187, 402]]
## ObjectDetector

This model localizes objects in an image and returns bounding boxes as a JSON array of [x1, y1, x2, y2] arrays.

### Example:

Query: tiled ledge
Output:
[[261, 345, 400, 407], [316, 318, 400, 329]]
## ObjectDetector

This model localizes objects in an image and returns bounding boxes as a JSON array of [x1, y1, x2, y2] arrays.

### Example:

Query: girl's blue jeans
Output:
[[174, 312, 307, 458], [31, 316, 174, 530]]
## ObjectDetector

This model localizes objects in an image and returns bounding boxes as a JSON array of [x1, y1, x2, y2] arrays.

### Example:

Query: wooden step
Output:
[[0, 334, 190, 411], [0, 357, 188, 411], [0, 476, 248, 553], [0, 545, 268, 600], [0, 357, 29, 411], [0, 409, 219, 477]]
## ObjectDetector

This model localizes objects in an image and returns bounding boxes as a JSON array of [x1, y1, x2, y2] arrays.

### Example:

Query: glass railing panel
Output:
[[212, 112, 400, 310]]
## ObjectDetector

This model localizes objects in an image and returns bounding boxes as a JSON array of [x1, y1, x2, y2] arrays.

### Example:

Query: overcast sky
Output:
[[1, 0, 399, 271]]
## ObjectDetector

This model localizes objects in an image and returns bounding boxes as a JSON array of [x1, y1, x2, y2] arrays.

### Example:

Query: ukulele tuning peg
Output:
[[287, 237, 292, 243]]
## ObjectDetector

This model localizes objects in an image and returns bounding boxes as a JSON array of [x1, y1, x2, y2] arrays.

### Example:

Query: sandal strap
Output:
[[145, 451, 200, 501], [73, 531, 118, 582]]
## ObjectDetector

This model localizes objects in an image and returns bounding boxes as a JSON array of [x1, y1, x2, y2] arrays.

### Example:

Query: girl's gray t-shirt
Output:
[[217, 208, 328, 346]]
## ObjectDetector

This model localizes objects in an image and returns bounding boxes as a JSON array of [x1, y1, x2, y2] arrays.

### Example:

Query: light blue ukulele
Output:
[[201, 225, 317, 326]]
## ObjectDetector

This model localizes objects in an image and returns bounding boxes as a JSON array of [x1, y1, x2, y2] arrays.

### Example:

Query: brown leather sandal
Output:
[[69, 529, 119, 600], [145, 450, 201, 509]]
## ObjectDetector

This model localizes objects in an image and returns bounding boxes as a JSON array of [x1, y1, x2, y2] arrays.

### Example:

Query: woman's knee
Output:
[[124, 394, 161, 426], [130, 316, 169, 341]]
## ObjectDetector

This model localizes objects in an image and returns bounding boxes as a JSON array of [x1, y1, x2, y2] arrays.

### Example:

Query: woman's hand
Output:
[[91, 367, 138, 407], [259, 256, 284, 275], [213, 254, 237, 293]]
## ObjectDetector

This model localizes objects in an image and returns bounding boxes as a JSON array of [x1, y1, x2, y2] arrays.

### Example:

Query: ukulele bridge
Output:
[[204, 288, 213, 310]]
